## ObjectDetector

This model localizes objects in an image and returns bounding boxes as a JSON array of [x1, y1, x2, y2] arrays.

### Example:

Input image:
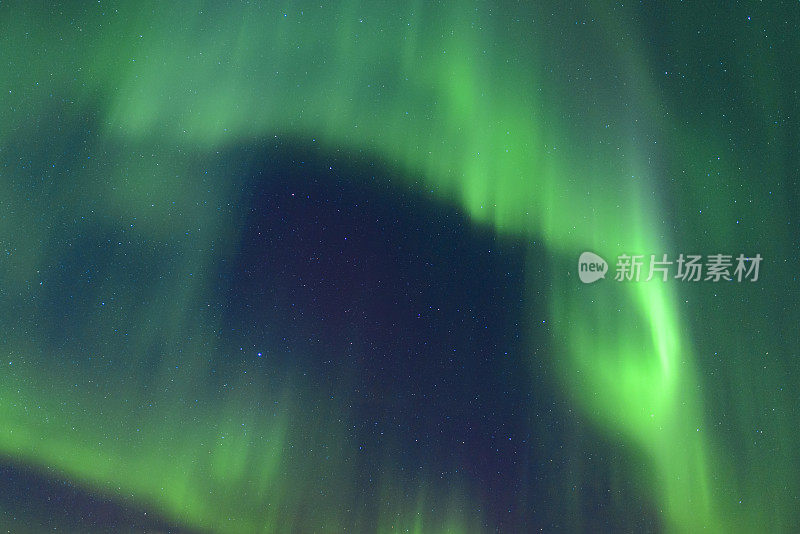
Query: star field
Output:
[[0, 2, 798, 533]]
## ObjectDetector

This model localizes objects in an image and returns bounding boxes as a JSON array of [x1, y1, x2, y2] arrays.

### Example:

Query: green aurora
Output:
[[1, 1, 798, 532]]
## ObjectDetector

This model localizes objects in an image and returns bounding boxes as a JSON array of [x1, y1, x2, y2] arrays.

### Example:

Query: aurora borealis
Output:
[[1, 1, 799, 532]]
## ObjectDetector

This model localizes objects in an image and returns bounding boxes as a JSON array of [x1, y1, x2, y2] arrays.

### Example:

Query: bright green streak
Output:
[[1, 2, 797, 532]]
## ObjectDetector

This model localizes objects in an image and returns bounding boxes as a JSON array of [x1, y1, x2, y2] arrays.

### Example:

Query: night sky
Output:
[[1, 2, 799, 533]]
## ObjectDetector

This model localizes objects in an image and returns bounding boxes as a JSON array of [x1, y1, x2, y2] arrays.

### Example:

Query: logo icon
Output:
[[578, 252, 608, 283]]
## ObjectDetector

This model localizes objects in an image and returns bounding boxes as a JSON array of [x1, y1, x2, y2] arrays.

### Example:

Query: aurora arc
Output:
[[1, 1, 798, 533]]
